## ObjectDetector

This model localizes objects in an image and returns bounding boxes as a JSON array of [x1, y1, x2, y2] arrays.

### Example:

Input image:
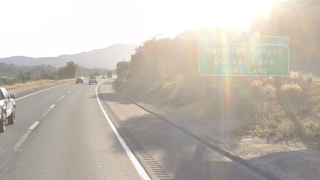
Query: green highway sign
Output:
[[263, 36, 289, 45], [198, 44, 289, 76]]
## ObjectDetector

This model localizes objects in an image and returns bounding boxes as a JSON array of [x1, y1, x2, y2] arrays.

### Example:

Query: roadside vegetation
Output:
[[0, 61, 110, 86], [115, 0, 320, 144]]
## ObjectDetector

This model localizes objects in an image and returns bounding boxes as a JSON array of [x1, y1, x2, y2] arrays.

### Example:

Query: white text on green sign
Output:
[[198, 44, 289, 76], [263, 36, 289, 45]]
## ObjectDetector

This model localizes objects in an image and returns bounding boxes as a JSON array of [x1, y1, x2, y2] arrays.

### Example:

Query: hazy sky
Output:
[[0, 0, 276, 58]]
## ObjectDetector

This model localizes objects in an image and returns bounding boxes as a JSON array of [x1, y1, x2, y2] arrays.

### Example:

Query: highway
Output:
[[0, 79, 268, 180]]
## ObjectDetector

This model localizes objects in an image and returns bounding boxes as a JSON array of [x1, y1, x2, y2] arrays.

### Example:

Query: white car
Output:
[[0, 87, 16, 132]]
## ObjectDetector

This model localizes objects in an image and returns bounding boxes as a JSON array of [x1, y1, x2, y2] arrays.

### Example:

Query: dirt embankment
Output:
[[114, 78, 320, 180]]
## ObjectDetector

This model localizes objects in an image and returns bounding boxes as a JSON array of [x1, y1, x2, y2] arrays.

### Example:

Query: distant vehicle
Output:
[[102, 76, 106, 79], [107, 71, 112, 78], [89, 77, 97, 84], [0, 87, 16, 132], [76, 77, 84, 84]]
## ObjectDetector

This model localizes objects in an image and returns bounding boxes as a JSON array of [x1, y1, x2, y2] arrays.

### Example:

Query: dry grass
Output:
[[116, 70, 320, 143], [248, 71, 320, 141], [2, 78, 77, 90]]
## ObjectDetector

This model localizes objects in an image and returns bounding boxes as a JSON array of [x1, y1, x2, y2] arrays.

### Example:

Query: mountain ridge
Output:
[[0, 44, 137, 69]]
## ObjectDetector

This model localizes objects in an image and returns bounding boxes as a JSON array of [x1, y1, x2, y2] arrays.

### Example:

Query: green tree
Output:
[[93, 72, 100, 76], [116, 61, 131, 78], [58, 61, 78, 79], [16, 71, 33, 83], [41, 70, 55, 79]]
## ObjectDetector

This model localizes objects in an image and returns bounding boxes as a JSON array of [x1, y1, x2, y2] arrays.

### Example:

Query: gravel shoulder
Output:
[[114, 80, 320, 180]]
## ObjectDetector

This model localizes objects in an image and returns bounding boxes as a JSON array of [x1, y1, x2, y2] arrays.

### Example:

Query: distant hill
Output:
[[0, 44, 137, 69]]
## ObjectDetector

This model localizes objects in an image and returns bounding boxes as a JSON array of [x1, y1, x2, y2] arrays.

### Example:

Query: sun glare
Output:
[[144, 0, 278, 39], [194, 0, 279, 29], [212, 0, 278, 28]]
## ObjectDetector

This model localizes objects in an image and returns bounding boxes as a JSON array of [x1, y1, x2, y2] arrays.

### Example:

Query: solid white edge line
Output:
[[95, 81, 151, 180], [29, 121, 40, 130]]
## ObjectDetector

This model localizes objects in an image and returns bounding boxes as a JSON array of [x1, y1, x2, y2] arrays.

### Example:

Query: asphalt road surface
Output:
[[0, 79, 268, 180]]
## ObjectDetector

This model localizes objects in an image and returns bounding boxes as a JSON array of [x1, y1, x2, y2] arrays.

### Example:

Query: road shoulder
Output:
[[113, 80, 320, 180]]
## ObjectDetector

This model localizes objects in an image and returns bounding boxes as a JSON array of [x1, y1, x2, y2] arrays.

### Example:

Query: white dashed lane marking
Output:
[[57, 95, 65, 102], [13, 130, 32, 149], [13, 85, 81, 150], [29, 121, 40, 130]]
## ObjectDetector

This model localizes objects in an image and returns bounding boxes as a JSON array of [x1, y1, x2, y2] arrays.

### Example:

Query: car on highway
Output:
[[107, 71, 112, 78], [0, 88, 16, 132], [89, 76, 97, 84], [102, 75, 106, 79], [76, 77, 84, 84]]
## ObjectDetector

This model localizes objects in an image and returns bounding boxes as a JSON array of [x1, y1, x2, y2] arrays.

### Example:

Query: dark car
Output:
[[0, 87, 16, 132], [102, 76, 106, 79], [76, 77, 84, 84], [107, 71, 112, 78], [89, 77, 97, 84]]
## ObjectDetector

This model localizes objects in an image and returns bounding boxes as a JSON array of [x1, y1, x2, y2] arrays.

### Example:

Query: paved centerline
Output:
[[95, 80, 151, 180]]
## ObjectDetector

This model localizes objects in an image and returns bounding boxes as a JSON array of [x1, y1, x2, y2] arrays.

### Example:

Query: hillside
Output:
[[0, 44, 137, 69]]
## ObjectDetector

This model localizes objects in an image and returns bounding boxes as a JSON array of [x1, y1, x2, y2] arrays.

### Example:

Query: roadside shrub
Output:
[[16, 71, 33, 83], [277, 118, 294, 138], [281, 83, 302, 97], [250, 80, 263, 97], [21, 75, 32, 82], [282, 71, 313, 90], [116, 61, 131, 79], [0, 77, 15, 85], [254, 103, 289, 138], [302, 117, 320, 143], [245, 78, 295, 139], [279, 83, 303, 109], [41, 71, 55, 80]]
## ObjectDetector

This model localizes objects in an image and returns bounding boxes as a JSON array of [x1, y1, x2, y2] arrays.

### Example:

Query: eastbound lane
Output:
[[0, 80, 141, 179]]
